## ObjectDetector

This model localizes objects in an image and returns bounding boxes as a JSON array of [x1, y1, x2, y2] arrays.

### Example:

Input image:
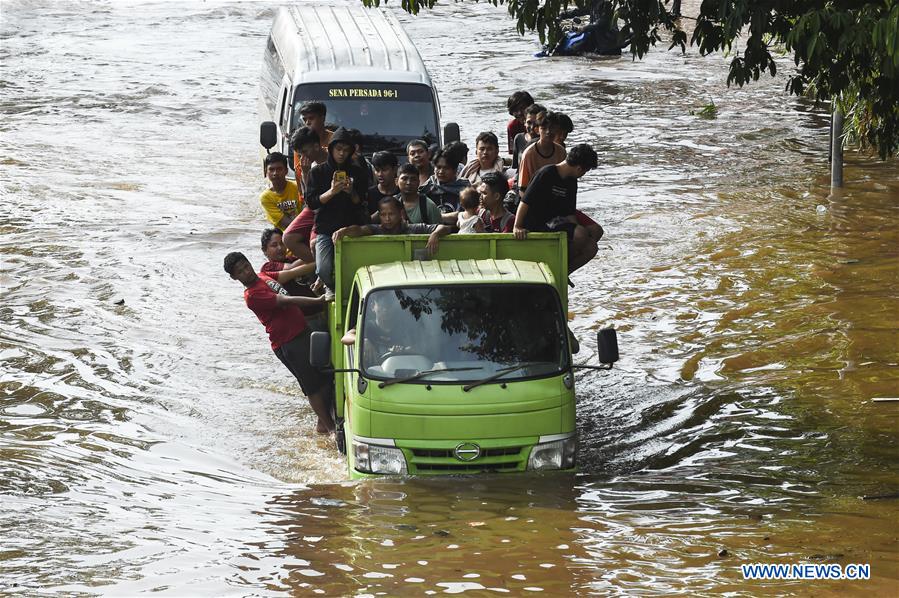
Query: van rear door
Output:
[[292, 82, 440, 157]]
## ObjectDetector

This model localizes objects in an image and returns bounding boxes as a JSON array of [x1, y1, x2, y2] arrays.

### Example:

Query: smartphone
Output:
[[335, 171, 348, 184]]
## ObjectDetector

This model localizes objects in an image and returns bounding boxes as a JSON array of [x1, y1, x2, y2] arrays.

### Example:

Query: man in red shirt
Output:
[[505, 90, 534, 153], [477, 171, 514, 233], [224, 251, 334, 434], [259, 228, 326, 331]]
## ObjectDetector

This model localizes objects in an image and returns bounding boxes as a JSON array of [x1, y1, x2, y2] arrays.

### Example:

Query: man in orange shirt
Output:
[[517, 111, 567, 194], [294, 102, 331, 189], [290, 126, 327, 195], [299, 102, 333, 150]]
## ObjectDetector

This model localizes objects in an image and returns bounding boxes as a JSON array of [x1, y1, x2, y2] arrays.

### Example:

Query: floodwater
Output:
[[1, 0, 897, 595]]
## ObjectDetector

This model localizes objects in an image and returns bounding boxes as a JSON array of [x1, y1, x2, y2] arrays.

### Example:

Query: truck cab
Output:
[[311, 233, 598, 478]]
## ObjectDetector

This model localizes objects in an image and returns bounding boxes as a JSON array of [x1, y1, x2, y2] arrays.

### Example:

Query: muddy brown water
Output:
[[1, 1, 897, 595]]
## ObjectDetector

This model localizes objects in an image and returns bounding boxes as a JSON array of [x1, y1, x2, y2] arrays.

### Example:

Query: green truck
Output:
[[309, 232, 617, 478]]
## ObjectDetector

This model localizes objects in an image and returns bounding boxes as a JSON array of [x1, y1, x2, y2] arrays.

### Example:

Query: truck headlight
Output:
[[353, 441, 407, 475], [527, 435, 577, 471]]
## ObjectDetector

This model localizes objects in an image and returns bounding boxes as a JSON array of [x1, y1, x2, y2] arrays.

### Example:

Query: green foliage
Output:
[[691, 99, 718, 119], [363, 0, 899, 158], [782, 2, 899, 158]]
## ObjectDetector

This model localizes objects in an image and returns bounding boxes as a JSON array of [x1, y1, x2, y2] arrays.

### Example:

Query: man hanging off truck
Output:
[[223, 251, 334, 434], [513, 143, 602, 274]]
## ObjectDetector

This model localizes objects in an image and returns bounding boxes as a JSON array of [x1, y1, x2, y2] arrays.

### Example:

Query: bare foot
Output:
[[316, 422, 335, 434]]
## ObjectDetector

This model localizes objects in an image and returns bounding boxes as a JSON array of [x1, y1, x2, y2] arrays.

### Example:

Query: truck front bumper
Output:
[[350, 433, 576, 476]]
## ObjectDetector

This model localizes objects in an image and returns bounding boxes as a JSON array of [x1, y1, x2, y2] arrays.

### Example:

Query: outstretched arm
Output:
[[275, 294, 329, 308], [332, 225, 372, 244], [271, 261, 316, 284]]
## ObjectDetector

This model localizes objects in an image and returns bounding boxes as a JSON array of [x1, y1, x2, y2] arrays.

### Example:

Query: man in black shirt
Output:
[[420, 147, 470, 213], [513, 143, 600, 274], [304, 127, 369, 290]]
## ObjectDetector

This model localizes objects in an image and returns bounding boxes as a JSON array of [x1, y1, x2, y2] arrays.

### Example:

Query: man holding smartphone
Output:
[[303, 127, 369, 292]]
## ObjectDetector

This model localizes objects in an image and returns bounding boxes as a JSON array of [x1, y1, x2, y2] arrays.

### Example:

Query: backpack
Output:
[[497, 210, 515, 232], [480, 208, 515, 233], [418, 194, 432, 225]]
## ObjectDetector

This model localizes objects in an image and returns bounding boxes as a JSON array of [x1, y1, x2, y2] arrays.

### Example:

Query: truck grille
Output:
[[407, 445, 527, 474]]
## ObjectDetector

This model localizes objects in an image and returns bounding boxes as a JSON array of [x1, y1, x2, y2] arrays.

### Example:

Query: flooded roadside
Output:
[[1, 0, 897, 595]]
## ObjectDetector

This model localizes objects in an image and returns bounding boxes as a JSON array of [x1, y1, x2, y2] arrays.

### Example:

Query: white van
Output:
[[258, 1, 458, 169]]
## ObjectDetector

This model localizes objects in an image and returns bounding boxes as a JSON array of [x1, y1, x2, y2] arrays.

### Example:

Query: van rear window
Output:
[[293, 83, 439, 153]]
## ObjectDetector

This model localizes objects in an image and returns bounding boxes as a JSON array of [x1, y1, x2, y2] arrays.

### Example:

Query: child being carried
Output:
[[456, 188, 485, 234]]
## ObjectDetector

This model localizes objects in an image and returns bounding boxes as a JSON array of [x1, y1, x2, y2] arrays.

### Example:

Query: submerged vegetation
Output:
[[691, 99, 718, 119]]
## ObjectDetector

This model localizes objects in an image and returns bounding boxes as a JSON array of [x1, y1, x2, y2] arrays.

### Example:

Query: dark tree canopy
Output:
[[362, 0, 899, 158]]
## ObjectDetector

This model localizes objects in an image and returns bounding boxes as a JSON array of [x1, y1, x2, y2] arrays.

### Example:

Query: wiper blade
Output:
[[462, 362, 542, 392], [378, 366, 482, 388]]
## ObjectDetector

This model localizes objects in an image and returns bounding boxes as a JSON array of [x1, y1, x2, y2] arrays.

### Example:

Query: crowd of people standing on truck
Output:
[[258, 92, 603, 286], [224, 90, 604, 434]]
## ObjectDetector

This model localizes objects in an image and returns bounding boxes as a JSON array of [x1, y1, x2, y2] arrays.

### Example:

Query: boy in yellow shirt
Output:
[[259, 152, 301, 231]]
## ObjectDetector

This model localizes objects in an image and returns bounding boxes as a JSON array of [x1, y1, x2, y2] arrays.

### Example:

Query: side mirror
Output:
[[443, 122, 460, 145], [310, 331, 332, 369], [260, 121, 278, 151], [597, 328, 619, 366]]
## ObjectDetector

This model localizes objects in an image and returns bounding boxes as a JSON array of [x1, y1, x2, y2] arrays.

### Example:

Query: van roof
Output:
[[272, 2, 434, 86], [359, 259, 558, 292]]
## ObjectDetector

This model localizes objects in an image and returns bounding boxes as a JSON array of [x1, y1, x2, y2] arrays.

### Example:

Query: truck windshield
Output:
[[292, 83, 439, 154], [360, 285, 568, 384]]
